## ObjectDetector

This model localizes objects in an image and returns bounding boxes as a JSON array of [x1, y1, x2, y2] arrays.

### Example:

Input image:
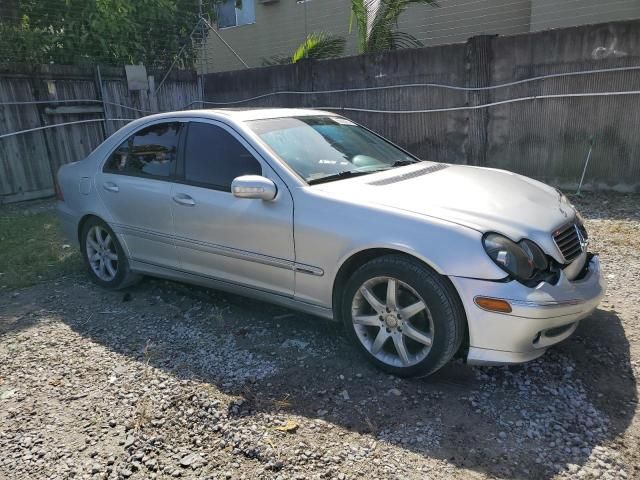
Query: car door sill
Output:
[[129, 258, 334, 320]]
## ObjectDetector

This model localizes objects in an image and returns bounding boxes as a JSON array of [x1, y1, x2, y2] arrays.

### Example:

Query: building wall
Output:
[[202, 0, 640, 73], [398, 0, 531, 47], [201, 0, 356, 73], [530, 0, 640, 31]]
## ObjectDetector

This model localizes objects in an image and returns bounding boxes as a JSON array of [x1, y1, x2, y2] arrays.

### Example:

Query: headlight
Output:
[[483, 233, 549, 282]]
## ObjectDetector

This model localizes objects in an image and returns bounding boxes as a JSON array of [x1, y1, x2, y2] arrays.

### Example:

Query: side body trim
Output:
[[112, 223, 324, 276], [129, 258, 334, 320]]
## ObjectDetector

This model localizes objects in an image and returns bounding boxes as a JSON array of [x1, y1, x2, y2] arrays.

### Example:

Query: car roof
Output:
[[206, 108, 337, 121], [137, 108, 339, 124]]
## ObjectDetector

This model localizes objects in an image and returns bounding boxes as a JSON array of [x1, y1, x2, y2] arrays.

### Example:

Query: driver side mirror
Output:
[[231, 175, 277, 201]]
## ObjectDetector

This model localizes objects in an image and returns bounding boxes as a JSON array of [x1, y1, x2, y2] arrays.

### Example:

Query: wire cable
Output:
[[197, 64, 640, 105], [0, 118, 136, 140], [315, 90, 640, 114], [2, 89, 640, 139]]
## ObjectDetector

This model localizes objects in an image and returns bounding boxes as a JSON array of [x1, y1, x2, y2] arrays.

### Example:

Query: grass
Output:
[[0, 204, 81, 289]]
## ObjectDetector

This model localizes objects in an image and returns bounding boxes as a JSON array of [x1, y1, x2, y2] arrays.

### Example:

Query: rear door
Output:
[[96, 121, 184, 268], [170, 120, 295, 296]]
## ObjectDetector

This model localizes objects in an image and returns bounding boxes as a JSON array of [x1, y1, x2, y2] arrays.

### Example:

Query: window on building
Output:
[[104, 122, 182, 178], [217, 0, 256, 28], [183, 122, 262, 191]]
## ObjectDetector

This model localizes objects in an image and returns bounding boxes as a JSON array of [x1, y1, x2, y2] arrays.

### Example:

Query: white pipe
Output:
[[1, 89, 639, 140], [0, 118, 135, 140], [314, 90, 640, 114]]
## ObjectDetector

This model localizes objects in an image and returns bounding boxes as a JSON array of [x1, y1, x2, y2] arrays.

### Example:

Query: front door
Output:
[[96, 121, 183, 268], [170, 120, 295, 296]]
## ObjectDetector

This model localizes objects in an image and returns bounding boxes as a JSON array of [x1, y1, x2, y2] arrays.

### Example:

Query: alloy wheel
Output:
[[85, 225, 119, 282], [351, 276, 434, 368]]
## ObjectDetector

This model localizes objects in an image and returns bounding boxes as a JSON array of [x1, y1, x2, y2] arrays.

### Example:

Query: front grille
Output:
[[553, 222, 588, 262]]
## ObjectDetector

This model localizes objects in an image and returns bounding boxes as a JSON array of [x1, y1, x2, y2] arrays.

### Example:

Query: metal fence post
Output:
[[95, 65, 108, 139], [465, 34, 495, 167]]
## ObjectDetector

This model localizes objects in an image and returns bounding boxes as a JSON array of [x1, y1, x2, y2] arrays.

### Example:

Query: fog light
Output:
[[474, 296, 512, 313]]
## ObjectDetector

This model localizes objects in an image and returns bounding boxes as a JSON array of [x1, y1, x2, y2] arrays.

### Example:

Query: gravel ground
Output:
[[0, 192, 639, 480]]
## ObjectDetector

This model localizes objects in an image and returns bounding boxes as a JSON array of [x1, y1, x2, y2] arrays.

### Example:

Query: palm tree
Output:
[[262, 32, 346, 66], [350, 0, 437, 54]]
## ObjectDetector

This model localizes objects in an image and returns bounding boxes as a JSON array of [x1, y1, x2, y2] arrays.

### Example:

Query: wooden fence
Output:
[[2, 19, 640, 203], [0, 65, 199, 203]]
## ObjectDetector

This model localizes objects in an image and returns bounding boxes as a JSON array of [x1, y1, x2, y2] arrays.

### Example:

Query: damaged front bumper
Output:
[[450, 254, 606, 366]]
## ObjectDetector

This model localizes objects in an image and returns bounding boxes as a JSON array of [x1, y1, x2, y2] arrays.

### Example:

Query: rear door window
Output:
[[104, 122, 182, 178]]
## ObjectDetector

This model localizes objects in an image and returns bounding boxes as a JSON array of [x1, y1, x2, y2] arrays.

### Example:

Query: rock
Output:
[[0, 390, 16, 400], [124, 435, 136, 448], [179, 453, 205, 469]]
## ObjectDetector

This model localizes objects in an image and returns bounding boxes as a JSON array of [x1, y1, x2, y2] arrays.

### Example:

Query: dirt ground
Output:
[[0, 193, 638, 480]]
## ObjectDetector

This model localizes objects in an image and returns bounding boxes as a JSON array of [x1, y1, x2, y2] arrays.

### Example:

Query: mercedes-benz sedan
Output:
[[57, 109, 605, 377]]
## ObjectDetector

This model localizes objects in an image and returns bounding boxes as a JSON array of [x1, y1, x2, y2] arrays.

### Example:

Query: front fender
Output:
[[292, 189, 505, 308]]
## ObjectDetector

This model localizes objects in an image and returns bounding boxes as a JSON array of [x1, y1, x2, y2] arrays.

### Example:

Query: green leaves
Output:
[[262, 32, 346, 66], [291, 33, 346, 64], [350, 0, 437, 54], [0, 0, 209, 69]]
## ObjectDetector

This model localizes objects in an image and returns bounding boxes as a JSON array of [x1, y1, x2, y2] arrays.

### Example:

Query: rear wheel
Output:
[[341, 254, 465, 377], [80, 218, 140, 289]]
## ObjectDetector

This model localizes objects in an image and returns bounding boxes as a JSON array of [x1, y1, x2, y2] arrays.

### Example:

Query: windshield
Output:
[[247, 116, 417, 184]]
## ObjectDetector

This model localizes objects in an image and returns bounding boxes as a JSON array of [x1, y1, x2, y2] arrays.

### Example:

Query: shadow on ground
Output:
[[39, 274, 637, 480]]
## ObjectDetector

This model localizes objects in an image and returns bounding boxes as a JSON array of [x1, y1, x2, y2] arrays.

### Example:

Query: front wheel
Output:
[[341, 255, 465, 377]]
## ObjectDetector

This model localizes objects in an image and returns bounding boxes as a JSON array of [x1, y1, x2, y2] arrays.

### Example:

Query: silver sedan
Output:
[[57, 109, 605, 377]]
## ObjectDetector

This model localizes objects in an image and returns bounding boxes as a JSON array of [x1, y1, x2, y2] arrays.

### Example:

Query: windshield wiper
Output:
[[307, 160, 421, 185], [308, 170, 377, 185], [391, 159, 420, 167]]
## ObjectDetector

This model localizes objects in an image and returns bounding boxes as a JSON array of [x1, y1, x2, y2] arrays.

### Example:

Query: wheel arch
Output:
[[331, 247, 469, 355], [77, 213, 103, 245]]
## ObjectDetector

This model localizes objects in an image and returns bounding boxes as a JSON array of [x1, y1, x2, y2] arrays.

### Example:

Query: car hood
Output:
[[312, 162, 577, 243]]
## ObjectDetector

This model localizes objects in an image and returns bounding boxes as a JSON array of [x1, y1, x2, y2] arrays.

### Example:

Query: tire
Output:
[[80, 217, 140, 290], [341, 254, 465, 377]]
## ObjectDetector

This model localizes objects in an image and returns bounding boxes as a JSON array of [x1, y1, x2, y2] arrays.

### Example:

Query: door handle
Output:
[[103, 182, 119, 193], [172, 193, 196, 206]]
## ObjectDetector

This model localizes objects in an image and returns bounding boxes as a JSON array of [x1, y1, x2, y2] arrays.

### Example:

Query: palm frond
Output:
[[351, 0, 437, 53], [387, 30, 424, 49], [291, 32, 346, 63]]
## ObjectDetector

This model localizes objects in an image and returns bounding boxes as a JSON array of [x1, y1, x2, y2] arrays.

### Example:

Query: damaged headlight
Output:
[[483, 233, 549, 282]]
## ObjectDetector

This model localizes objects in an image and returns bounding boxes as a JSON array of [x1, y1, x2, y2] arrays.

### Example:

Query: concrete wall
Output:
[[203, 20, 640, 191]]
